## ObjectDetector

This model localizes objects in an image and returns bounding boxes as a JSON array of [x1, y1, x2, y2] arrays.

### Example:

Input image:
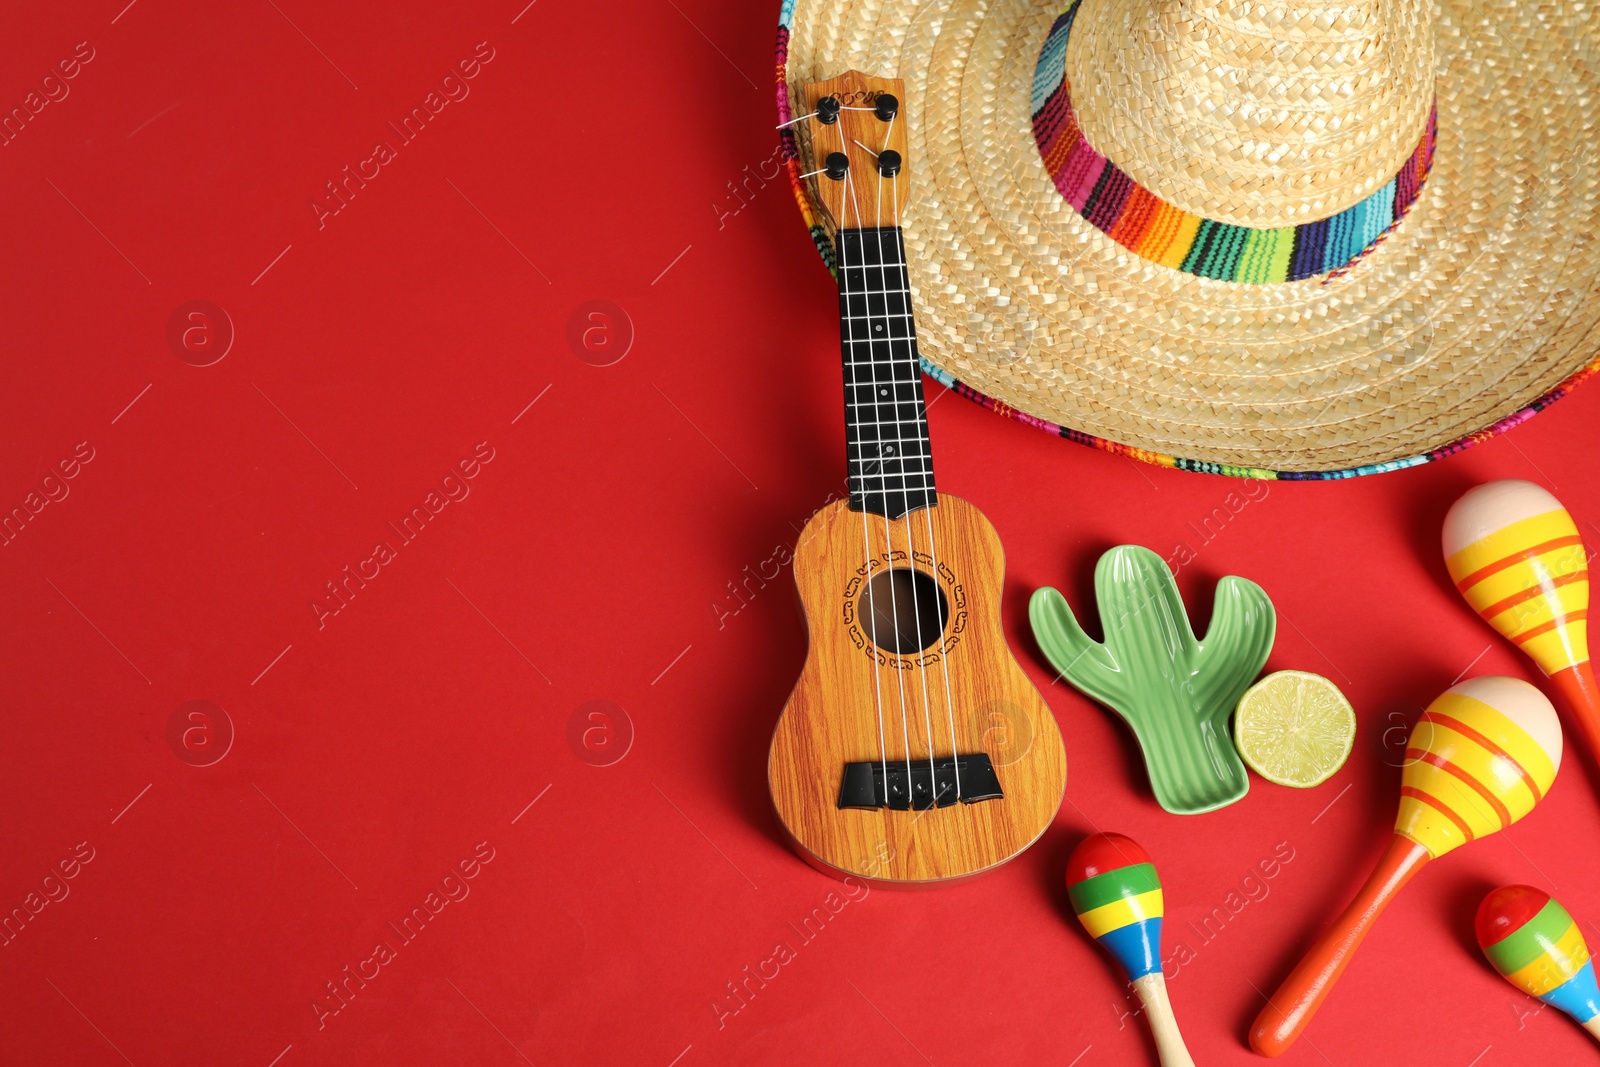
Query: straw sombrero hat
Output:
[[776, 0, 1600, 478]]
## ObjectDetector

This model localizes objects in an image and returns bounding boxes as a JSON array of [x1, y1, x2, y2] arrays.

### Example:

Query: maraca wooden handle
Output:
[[1132, 973, 1195, 1067], [1250, 835, 1431, 1057]]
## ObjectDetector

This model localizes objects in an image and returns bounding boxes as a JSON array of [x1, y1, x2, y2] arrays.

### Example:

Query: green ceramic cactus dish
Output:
[[1030, 545, 1276, 815]]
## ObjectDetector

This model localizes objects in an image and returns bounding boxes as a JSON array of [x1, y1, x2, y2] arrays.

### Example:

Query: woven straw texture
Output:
[[1069, 0, 1435, 228], [779, 0, 1600, 476]]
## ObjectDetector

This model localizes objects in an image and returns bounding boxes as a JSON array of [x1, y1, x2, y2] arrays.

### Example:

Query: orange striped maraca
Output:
[[1250, 676, 1562, 1056], [1444, 480, 1600, 766]]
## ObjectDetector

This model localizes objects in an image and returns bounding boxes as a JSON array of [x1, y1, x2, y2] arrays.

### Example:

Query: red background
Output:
[[4, 1, 1600, 1064]]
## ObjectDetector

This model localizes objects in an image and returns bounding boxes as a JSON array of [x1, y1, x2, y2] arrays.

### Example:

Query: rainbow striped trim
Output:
[[775, 2, 1600, 480], [1031, 1, 1436, 283]]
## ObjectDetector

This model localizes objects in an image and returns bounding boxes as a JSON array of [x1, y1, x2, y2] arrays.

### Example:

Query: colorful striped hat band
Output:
[[1032, 1, 1437, 284]]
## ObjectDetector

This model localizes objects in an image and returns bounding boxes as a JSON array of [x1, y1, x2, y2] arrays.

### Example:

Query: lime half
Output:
[[1233, 671, 1356, 788]]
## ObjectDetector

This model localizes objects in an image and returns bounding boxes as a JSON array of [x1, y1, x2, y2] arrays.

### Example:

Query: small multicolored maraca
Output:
[[1445, 481, 1600, 766], [1251, 676, 1562, 1057], [1067, 833, 1193, 1067], [1477, 885, 1600, 1042]]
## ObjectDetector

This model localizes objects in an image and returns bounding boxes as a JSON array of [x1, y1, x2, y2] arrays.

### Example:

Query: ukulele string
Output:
[[873, 166, 940, 804], [892, 170, 963, 800], [844, 171, 916, 805], [874, 105, 954, 795], [879, 105, 959, 800], [837, 115, 891, 806]]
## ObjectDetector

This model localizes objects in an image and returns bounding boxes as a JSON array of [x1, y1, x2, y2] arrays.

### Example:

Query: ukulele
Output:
[[769, 71, 1067, 885]]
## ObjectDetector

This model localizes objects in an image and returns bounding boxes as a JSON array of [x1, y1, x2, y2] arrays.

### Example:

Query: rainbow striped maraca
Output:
[[1251, 676, 1562, 1056], [1445, 481, 1600, 769], [1477, 885, 1600, 1042], [1067, 833, 1193, 1067]]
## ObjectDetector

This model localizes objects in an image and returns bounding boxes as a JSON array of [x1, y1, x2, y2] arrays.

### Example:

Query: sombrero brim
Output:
[[776, 0, 1600, 479]]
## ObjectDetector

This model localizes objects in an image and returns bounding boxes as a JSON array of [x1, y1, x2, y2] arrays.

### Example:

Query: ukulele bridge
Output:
[[838, 754, 1004, 810]]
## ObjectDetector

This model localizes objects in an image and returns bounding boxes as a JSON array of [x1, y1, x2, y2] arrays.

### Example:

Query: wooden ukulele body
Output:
[[769, 494, 1066, 885]]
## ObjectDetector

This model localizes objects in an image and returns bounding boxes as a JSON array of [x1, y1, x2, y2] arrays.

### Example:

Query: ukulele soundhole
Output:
[[858, 567, 949, 654]]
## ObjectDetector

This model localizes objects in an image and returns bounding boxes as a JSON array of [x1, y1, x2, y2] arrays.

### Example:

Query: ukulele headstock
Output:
[[800, 71, 910, 233]]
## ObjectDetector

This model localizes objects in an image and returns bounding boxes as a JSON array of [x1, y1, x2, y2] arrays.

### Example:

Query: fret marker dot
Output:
[[880, 388, 889, 397], [874, 324, 883, 332]]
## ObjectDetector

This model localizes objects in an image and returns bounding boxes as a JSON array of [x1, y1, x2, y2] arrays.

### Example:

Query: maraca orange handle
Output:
[[1250, 835, 1432, 1057], [1549, 662, 1600, 766]]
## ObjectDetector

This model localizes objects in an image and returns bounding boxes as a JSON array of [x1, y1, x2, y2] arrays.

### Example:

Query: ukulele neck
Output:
[[837, 226, 935, 521]]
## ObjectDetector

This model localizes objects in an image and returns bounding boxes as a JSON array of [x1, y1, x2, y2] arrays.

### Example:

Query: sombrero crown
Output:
[[778, 0, 1600, 478], [1068, 0, 1434, 229]]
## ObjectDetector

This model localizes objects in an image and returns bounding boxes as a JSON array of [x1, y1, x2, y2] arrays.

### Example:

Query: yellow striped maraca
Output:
[[1444, 480, 1600, 767], [1251, 676, 1562, 1056]]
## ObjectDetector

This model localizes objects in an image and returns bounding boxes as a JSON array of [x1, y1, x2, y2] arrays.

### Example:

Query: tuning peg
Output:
[[824, 152, 849, 181], [878, 150, 902, 177], [817, 96, 841, 124], [873, 94, 899, 121]]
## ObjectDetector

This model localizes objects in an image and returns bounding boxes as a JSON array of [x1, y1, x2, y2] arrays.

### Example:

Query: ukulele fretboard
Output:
[[837, 227, 935, 520]]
